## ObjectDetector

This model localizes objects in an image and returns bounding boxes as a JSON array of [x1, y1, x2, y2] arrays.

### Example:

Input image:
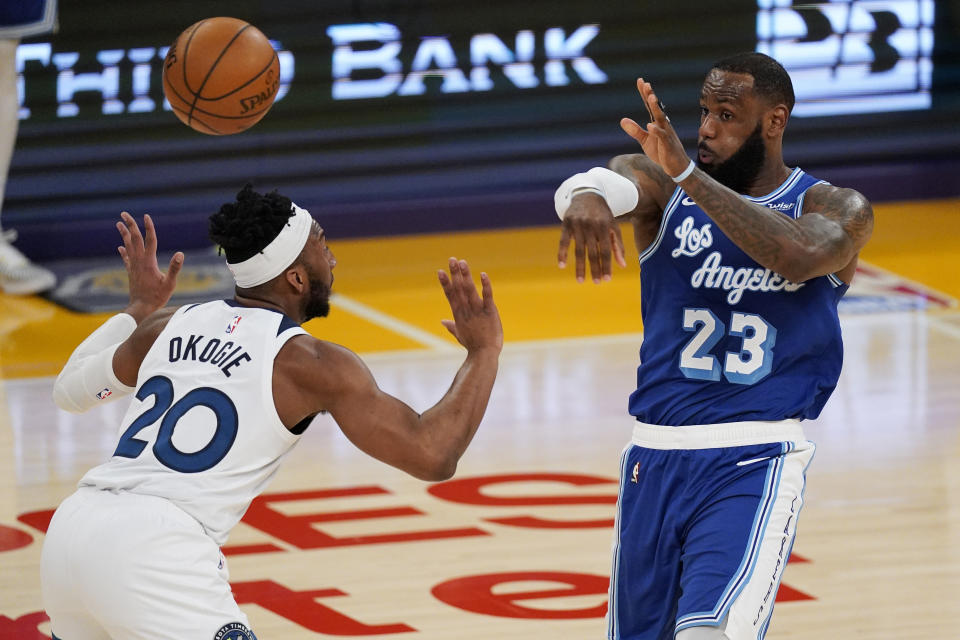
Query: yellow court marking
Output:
[[0, 299, 426, 380], [324, 224, 647, 343], [859, 197, 960, 298]]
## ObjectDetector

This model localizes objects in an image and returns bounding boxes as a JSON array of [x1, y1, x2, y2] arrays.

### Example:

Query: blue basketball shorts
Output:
[[607, 420, 815, 640]]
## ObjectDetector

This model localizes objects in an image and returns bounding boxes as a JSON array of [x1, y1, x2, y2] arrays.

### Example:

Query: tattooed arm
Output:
[[620, 76, 873, 284], [607, 154, 674, 255], [675, 173, 873, 283]]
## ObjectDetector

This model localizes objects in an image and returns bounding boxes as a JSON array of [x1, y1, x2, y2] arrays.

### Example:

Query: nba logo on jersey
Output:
[[226, 315, 242, 334], [631, 462, 640, 483], [96, 388, 112, 400]]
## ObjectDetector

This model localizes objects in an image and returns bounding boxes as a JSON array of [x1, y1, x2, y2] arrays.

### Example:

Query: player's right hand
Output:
[[557, 192, 627, 283], [437, 258, 503, 354], [620, 78, 691, 179], [116, 211, 184, 323]]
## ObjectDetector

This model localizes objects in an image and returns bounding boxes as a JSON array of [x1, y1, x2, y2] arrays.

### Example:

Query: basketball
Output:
[[162, 17, 280, 135]]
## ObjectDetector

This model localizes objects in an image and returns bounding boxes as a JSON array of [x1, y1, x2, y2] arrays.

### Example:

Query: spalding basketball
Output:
[[162, 17, 280, 135]]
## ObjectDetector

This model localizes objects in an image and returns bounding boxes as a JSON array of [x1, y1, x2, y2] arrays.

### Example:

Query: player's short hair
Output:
[[710, 52, 795, 113], [209, 184, 295, 263]]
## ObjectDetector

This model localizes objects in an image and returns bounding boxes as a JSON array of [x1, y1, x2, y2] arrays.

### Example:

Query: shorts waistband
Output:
[[631, 419, 806, 450], [76, 486, 203, 531]]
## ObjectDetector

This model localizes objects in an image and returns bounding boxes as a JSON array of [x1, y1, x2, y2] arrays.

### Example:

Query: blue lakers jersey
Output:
[[629, 168, 848, 425]]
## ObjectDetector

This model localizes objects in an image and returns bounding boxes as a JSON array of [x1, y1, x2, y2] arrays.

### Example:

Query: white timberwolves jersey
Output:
[[80, 301, 307, 545]]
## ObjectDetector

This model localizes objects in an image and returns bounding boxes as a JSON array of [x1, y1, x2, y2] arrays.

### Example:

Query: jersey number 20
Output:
[[679, 308, 777, 384], [114, 375, 239, 472]]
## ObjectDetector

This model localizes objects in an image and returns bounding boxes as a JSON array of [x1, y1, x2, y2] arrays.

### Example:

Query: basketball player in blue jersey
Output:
[[40, 186, 502, 640], [554, 52, 873, 639]]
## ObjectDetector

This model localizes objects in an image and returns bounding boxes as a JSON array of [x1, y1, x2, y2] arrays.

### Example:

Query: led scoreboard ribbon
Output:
[[757, 0, 934, 116]]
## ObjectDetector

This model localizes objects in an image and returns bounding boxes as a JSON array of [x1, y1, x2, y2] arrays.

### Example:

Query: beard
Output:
[[303, 277, 331, 321], [697, 123, 766, 193]]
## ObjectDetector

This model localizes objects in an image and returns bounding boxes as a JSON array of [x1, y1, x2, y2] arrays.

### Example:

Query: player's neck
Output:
[[232, 291, 302, 323], [743, 160, 792, 198]]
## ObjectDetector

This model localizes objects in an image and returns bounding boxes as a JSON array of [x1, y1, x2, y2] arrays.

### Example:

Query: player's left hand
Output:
[[557, 193, 626, 283], [116, 211, 184, 323], [437, 258, 503, 354], [620, 78, 691, 179]]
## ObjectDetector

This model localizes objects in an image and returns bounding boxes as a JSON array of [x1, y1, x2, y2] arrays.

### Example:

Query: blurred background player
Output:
[[555, 52, 873, 639], [40, 186, 502, 639], [0, 0, 57, 294]]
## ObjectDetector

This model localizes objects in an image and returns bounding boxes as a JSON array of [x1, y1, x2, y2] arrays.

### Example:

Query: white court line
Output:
[[928, 313, 960, 342], [504, 332, 644, 351], [853, 260, 959, 307], [358, 331, 646, 363], [349, 307, 960, 365], [330, 293, 459, 353]]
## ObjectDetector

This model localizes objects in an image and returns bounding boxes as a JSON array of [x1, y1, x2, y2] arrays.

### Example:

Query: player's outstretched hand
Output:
[[557, 193, 626, 284], [620, 78, 691, 179], [116, 212, 184, 323], [437, 258, 503, 354]]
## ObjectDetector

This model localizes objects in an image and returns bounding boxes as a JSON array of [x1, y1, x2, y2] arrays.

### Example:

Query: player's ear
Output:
[[766, 104, 789, 137], [285, 265, 306, 293]]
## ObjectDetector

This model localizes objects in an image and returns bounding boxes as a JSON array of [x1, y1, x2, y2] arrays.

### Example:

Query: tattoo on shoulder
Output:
[[804, 185, 874, 247]]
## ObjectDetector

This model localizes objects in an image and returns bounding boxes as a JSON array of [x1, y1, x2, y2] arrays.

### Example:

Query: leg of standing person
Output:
[[0, 37, 56, 294], [673, 437, 816, 640]]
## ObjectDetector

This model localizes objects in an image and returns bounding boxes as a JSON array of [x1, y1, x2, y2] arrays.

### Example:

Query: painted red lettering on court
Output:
[[233, 579, 414, 635], [17, 509, 55, 534], [432, 571, 609, 619], [428, 472, 617, 528], [222, 542, 286, 556], [0, 523, 33, 552], [236, 485, 488, 549], [9, 477, 817, 619], [775, 583, 815, 602], [0, 612, 51, 639]]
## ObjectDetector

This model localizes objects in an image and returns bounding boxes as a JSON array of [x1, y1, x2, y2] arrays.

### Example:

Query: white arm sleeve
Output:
[[52, 313, 138, 413], [554, 167, 640, 220]]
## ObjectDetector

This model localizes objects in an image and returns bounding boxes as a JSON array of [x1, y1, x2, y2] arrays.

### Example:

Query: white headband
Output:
[[226, 204, 313, 288]]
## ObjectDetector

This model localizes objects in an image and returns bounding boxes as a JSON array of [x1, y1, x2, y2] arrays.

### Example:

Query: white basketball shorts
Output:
[[41, 487, 256, 640]]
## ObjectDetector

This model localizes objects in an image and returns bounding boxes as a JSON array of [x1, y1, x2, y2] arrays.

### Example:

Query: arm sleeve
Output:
[[52, 313, 138, 413], [554, 167, 640, 219]]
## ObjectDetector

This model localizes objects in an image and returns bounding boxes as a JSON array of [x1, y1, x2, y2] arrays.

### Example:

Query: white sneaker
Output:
[[0, 229, 57, 295]]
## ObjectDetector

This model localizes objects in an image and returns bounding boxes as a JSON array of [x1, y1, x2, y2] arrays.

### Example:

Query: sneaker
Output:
[[0, 229, 57, 295]]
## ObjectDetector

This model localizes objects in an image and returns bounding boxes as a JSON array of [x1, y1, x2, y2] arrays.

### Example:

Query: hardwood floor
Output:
[[2, 198, 958, 638]]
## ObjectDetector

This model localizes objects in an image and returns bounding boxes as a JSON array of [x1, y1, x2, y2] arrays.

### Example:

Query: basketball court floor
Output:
[[1, 197, 958, 639]]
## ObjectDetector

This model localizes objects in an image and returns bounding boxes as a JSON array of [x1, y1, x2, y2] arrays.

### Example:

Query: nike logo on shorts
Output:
[[736, 456, 772, 467]]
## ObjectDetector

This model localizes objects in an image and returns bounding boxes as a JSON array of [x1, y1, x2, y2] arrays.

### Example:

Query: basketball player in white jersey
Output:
[[41, 185, 502, 640]]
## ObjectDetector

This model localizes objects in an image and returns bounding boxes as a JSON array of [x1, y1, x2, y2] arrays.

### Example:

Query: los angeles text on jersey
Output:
[[671, 214, 805, 305], [691, 251, 804, 305], [167, 335, 251, 377]]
